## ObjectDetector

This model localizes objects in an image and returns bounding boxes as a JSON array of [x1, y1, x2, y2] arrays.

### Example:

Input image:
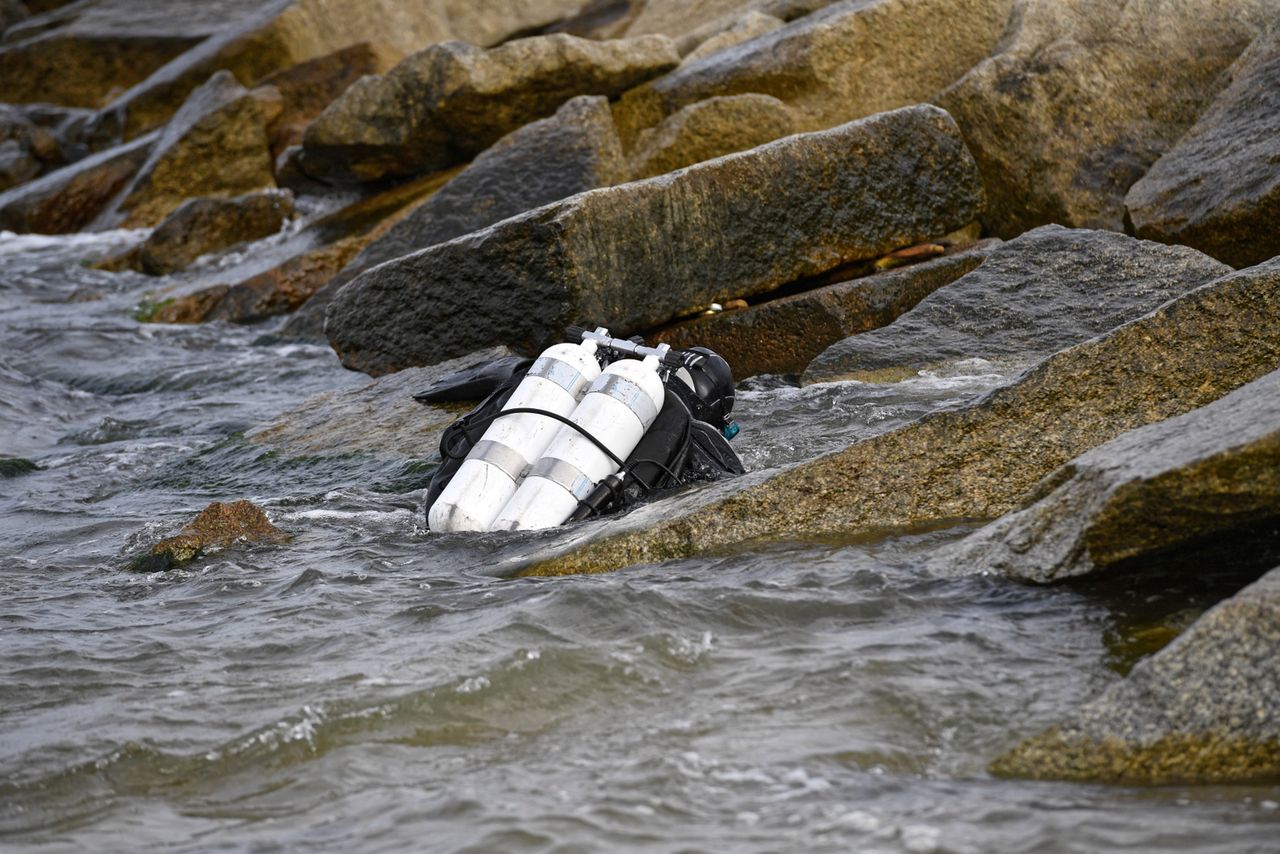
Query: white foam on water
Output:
[[0, 229, 149, 256]]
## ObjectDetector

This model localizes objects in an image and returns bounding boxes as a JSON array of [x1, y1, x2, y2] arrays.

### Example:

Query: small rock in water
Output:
[[130, 499, 290, 572], [0, 457, 39, 478], [127, 189, 294, 275]]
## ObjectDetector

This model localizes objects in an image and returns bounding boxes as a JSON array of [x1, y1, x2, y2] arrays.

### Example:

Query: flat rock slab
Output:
[[932, 368, 1280, 583], [936, 0, 1277, 237], [1126, 27, 1280, 270], [0, 130, 155, 233], [802, 226, 1231, 385], [246, 348, 512, 460], [298, 33, 677, 184], [521, 256, 1280, 577], [990, 566, 1280, 784], [615, 0, 1013, 144], [656, 240, 997, 380], [325, 104, 984, 376]]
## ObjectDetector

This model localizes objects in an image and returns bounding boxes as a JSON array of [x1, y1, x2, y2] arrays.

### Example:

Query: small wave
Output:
[[0, 229, 149, 256]]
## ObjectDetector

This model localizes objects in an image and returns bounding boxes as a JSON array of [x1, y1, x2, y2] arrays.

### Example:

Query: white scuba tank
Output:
[[427, 340, 601, 532], [492, 354, 666, 531]]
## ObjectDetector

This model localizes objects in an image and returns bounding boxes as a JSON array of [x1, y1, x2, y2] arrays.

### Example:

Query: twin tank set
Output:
[[428, 329, 672, 533]]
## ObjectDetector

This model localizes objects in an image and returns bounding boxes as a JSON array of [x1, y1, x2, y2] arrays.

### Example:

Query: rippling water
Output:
[[2, 231, 1277, 852]]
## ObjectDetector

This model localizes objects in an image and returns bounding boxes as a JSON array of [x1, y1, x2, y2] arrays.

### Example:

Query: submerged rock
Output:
[[109, 71, 274, 228], [802, 226, 1231, 385], [298, 33, 677, 184], [0, 130, 155, 233], [0, 456, 40, 478], [246, 347, 513, 460], [522, 256, 1280, 576], [131, 499, 289, 572], [130, 189, 293, 275], [0, 103, 64, 192], [615, 0, 1013, 145], [326, 104, 983, 376], [655, 239, 997, 380], [628, 93, 798, 179], [991, 566, 1280, 784], [931, 369, 1280, 583], [1126, 27, 1280, 270], [936, 0, 1277, 237]]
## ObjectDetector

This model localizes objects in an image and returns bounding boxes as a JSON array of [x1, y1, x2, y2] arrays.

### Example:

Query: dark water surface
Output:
[[2, 231, 1277, 852]]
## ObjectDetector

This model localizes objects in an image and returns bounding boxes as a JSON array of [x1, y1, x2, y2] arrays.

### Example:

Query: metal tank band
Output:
[[588, 374, 660, 426], [526, 355, 594, 398], [465, 440, 531, 484], [529, 456, 596, 501]]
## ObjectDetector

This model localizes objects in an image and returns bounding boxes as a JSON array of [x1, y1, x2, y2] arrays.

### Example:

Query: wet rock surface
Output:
[[628, 92, 798, 179], [345, 94, 627, 280], [932, 368, 1280, 583], [325, 104, 983, 375], [655, 239, 997, 379], [802, 226, 1231, 385], [0, 129, 155, 233], [130, 499, 290, 572], [109, 70, 275, 228], [297, 33, 678, 184], [615, 0, 1012, 145], [131, 189, 294, 275], [990, 566, 1280, 783], [0, 0, 261, 108], [1125, 27, 1280, 270], [936, 0, 1278, 237], [246, 348, 512, 459], [524, 256, 1280, 576]]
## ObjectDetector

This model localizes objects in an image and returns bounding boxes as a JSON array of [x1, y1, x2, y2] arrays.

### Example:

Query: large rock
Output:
[[802, 226, 1232, 385], [253, 42, 402, 159], [1125, 28, 1280, 270], [0, 0, 262, 107], [936, 0, 1278, 238], [655, 239, 997, 379], [990, 566, 1280, 783], [628, 92, 798, 179], [278, 94, 628, 339], [108, 70, 274, 228], [92, 0, 589, 142], [133, 189, 294, 275], [522, 256, 1280, 576], [297, 33, 678, 184], [0, 129, 154, 233], [930, 369, 1280, 583], [341, 94, 626, 280], [614, 0, 1013, 146], [326, 104, 984, 375]]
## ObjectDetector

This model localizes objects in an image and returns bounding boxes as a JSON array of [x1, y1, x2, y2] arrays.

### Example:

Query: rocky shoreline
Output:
[[3, 0, 1279, 788]]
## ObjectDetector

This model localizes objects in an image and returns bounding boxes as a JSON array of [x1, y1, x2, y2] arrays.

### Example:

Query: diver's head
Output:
[[673, 347, 736, 432]]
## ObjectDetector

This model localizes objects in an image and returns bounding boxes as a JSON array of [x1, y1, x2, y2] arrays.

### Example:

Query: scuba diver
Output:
[[417, 327, 744, 532]]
